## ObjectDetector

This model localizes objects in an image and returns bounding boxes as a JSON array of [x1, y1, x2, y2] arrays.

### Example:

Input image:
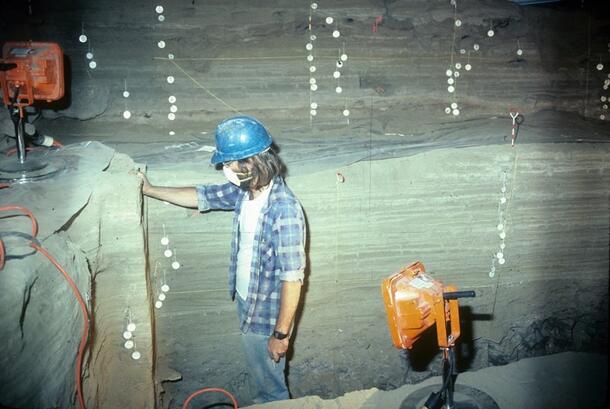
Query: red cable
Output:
[[30, 242, 89, 409], [0, 205, 39, 237], [0, 206, 88, 409], [182, 388, 239, 409]]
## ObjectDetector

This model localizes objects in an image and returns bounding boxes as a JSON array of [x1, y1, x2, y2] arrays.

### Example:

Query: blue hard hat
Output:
[[210, 116, 273, 165]]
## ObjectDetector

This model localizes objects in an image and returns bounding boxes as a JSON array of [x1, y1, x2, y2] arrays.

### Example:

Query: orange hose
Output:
[[0, 205, 39, 237], [30, 242, 89, 409], [0, 205, 88, 409], [182, 388, 239, 409]]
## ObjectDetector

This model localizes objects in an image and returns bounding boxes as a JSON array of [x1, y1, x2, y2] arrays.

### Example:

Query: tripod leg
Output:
[[16, 114, 26, 164], [446, 347, 456, 408]]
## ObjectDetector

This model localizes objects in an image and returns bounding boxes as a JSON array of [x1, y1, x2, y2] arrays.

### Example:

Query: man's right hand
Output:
[[137, 171, 152, 196], [134, 171, 199, 209]]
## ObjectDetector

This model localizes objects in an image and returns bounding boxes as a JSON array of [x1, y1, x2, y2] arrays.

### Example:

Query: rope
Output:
[[167, 60, 242, 115]]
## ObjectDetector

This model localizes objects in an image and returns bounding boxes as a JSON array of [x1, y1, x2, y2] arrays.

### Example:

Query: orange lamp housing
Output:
[[382, 261, 461, 350], [0, 41, 64, 107]]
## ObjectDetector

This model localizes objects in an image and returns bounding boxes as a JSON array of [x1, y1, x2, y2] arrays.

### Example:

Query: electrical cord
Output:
[[422, 349, 455, 409], [0, 231, 40, 259], [182, 387, 239, 409], [0, 205, 89, 409], [1, 205, 233, 409], [29, 241, 89, 409]]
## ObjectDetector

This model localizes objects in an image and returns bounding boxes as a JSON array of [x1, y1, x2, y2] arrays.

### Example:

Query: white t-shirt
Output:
[[235, 181, 273, 300]]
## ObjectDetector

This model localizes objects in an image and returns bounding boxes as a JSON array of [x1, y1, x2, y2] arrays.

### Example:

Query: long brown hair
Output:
[[237, 147, 285, 191]]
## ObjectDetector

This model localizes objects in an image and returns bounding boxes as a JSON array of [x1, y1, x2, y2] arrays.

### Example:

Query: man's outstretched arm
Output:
[[138, 171, 198, 208]]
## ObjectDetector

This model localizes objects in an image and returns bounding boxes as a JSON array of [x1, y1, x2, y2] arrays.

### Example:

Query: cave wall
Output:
[[146, 140, 608, 406], [0, 144, 155, 408]]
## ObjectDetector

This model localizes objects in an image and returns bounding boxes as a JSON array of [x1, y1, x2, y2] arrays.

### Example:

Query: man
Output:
[[139, 116, 306, 403]]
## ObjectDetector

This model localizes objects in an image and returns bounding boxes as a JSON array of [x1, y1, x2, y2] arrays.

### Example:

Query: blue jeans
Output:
[[236, 296, 290, 403]]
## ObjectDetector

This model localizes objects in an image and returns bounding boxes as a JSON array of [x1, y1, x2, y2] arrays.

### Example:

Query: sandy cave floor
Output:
[[245, 352, 607, 409]]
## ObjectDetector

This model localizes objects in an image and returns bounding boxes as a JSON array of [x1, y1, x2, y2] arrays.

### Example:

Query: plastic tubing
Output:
[[0, 205, 39, 237], [182, 388, 239, 409], [0, 205, 88, 409]]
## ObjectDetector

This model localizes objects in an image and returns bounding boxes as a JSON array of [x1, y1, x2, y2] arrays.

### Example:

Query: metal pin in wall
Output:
[[465, 51, 472, 71], [171, 249, 180, 270], [487, 21, 495, 38], [161, 224, 169, 246], [123, 79, 130, 98], [79, 23, 88, 43], [161, 268, 170, 293]]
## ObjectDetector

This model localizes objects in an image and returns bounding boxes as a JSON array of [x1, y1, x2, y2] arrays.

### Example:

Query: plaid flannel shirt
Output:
[[195, 176, 306, 335]]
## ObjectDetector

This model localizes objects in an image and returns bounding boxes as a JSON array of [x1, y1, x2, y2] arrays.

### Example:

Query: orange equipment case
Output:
[[0, 41, 64, 107], [381, 261, 461, 350]]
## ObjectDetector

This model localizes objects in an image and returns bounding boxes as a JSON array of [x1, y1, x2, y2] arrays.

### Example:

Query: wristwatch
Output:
[[273, 330, 288, 340]]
